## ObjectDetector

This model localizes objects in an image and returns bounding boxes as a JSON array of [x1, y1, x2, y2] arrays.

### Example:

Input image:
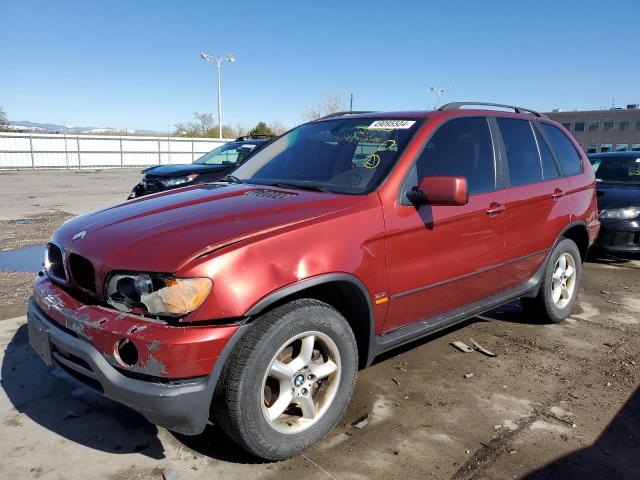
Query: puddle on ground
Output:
[[0, 245, 44, 272]]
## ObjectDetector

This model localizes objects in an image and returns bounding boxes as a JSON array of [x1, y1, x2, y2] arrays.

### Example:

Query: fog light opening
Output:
[[116, 339, 138, 367]]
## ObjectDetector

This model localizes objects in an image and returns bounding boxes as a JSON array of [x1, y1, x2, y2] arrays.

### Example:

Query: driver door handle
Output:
[[551, 188, 565, 200], [486, 203, 506, 216]]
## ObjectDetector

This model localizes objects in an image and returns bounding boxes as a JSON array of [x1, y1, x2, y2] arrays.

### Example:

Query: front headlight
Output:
[[159, 174, 199, 188], [106, 273, 212, 317], [599, 207, 640, 220]]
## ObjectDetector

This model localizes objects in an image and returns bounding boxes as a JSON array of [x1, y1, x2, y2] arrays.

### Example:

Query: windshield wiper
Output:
[[221, 175, 245, 184], [269, 182, 328, 192]]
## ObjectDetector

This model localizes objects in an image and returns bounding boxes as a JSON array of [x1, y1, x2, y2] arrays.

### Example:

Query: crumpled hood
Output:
[[53, 183, 361, 280], [142, 163, 229, 177]]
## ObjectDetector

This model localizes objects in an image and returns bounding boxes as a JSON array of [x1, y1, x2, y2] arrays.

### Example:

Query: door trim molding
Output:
[[389, 248, 549, 300]]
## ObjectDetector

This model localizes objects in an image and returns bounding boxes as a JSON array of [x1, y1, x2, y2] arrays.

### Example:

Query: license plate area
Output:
[[28, 314, 52, 366]]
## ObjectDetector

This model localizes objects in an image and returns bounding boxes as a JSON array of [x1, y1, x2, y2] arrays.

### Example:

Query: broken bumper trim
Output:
[[27, 299, 212, 435]]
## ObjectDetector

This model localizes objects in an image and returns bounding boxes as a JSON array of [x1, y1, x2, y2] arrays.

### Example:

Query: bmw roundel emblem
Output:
[[72, 230, 87, 241]]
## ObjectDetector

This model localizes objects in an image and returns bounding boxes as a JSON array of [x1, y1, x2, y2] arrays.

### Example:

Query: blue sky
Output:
[[1, 0, 639, 131]]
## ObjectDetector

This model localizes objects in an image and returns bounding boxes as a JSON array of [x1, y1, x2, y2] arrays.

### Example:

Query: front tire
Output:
[[521, 238, 582, 323], [213, 299, 358, 460]]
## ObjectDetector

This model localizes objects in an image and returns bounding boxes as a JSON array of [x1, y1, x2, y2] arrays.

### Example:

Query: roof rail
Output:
[[438, 102, 548, 118]]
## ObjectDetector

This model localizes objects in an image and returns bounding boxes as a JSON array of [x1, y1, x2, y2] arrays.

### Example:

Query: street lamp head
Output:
[[200, 51, 236, 139]]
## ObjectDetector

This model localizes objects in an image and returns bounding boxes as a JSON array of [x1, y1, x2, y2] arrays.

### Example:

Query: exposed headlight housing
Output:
[[106, 273, 212, 317], [599, 207, 640, 220], [158, 174, 199, 188]]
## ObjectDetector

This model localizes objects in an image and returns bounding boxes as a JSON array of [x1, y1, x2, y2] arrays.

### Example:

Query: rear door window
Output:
[[403, 117, 496, 200], [540, 123, 583, 176], [497, 118, 542, 187]]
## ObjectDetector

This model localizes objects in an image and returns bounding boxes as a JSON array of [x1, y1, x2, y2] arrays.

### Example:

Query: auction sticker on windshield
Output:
[[368, 120, 416, 130]]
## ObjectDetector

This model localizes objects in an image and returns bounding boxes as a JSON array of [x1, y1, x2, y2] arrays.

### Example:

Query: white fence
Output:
[[0, 132, 232, 169]]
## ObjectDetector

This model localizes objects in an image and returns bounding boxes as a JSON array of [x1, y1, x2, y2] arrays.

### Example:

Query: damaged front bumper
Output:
[[27, 276, 242, 435]]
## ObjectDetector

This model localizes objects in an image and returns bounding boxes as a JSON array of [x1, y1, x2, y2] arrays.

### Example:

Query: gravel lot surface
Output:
[[0, 170, 638, 479]]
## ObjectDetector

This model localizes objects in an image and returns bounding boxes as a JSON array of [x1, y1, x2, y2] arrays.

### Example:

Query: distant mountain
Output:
[[8, 121, 96, 133], [6, 120, 162, 135]]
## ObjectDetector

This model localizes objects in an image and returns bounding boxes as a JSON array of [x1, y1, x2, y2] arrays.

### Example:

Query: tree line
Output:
[[175, 94, 351, 138], [0, 106, 8, 131], [174, 113, 286, 138]]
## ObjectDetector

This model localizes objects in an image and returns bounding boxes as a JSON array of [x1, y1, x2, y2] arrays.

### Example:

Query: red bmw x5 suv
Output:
[[28, 103, 599, 459]]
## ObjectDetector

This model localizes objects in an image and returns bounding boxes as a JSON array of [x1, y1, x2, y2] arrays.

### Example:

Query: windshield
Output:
[[592, 157, 640, 185], [230, 118, 424, 194], [195, 142, 259, 165]]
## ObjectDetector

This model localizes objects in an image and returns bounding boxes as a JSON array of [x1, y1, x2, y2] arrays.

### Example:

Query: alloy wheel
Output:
[[551, 252, 577, 309], [260, 331, 341, 434]]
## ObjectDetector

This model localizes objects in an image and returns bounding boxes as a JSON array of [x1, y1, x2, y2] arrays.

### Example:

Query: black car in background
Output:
[[128, 137, 272, 198], [589, 152, 640, 254]]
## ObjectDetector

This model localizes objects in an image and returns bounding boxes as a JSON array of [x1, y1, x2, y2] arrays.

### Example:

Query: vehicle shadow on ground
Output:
[[587, 250, 640, 266], [1, 324, 267, 464], [479, 299, 550, 325], [171, 427, 267, 464], [523, 385, 640, 479], [1, 324, 166, 459]]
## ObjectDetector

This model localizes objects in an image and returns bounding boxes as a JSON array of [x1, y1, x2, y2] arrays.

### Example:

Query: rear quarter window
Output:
[[540, 123, 583, 176]]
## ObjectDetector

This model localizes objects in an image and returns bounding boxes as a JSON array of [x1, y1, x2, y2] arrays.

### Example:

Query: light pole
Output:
[[429, 86, 446, 109], [200, 52, 236, 139]]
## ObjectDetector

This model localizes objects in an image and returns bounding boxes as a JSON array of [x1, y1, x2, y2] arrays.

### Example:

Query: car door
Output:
[[497, 117, 572, 287], [382, 116, 508, 333]]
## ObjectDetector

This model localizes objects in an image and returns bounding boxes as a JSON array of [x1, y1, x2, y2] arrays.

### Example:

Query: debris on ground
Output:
[[470, 338, 497, 357], [451, 341, 474, 353], [391, 377, 400, 386], [542, 411, 577, 428], [606, 299, 629, 307], [463, 373, 474, 379], [351, 414, 369, 429], [162, 468, 179, 480], [393, 362, 408, 372], [302, 454, 338, 480]]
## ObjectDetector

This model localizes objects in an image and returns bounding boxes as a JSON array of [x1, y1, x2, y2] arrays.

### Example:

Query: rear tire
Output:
[[213, 299, 358, 460], [521, 238, 582, 323]]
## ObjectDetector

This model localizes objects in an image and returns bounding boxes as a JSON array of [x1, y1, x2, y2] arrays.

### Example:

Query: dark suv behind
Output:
[[128, 136, 272, 198], [588, 152, 640, 254], [28, 103, 599, 460]]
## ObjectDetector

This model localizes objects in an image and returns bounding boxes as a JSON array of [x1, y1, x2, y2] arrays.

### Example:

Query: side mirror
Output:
[[406, 176, 468, 206]]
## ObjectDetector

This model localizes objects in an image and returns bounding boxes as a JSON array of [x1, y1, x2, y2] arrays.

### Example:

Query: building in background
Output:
[[546, 105, 640, 154]]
